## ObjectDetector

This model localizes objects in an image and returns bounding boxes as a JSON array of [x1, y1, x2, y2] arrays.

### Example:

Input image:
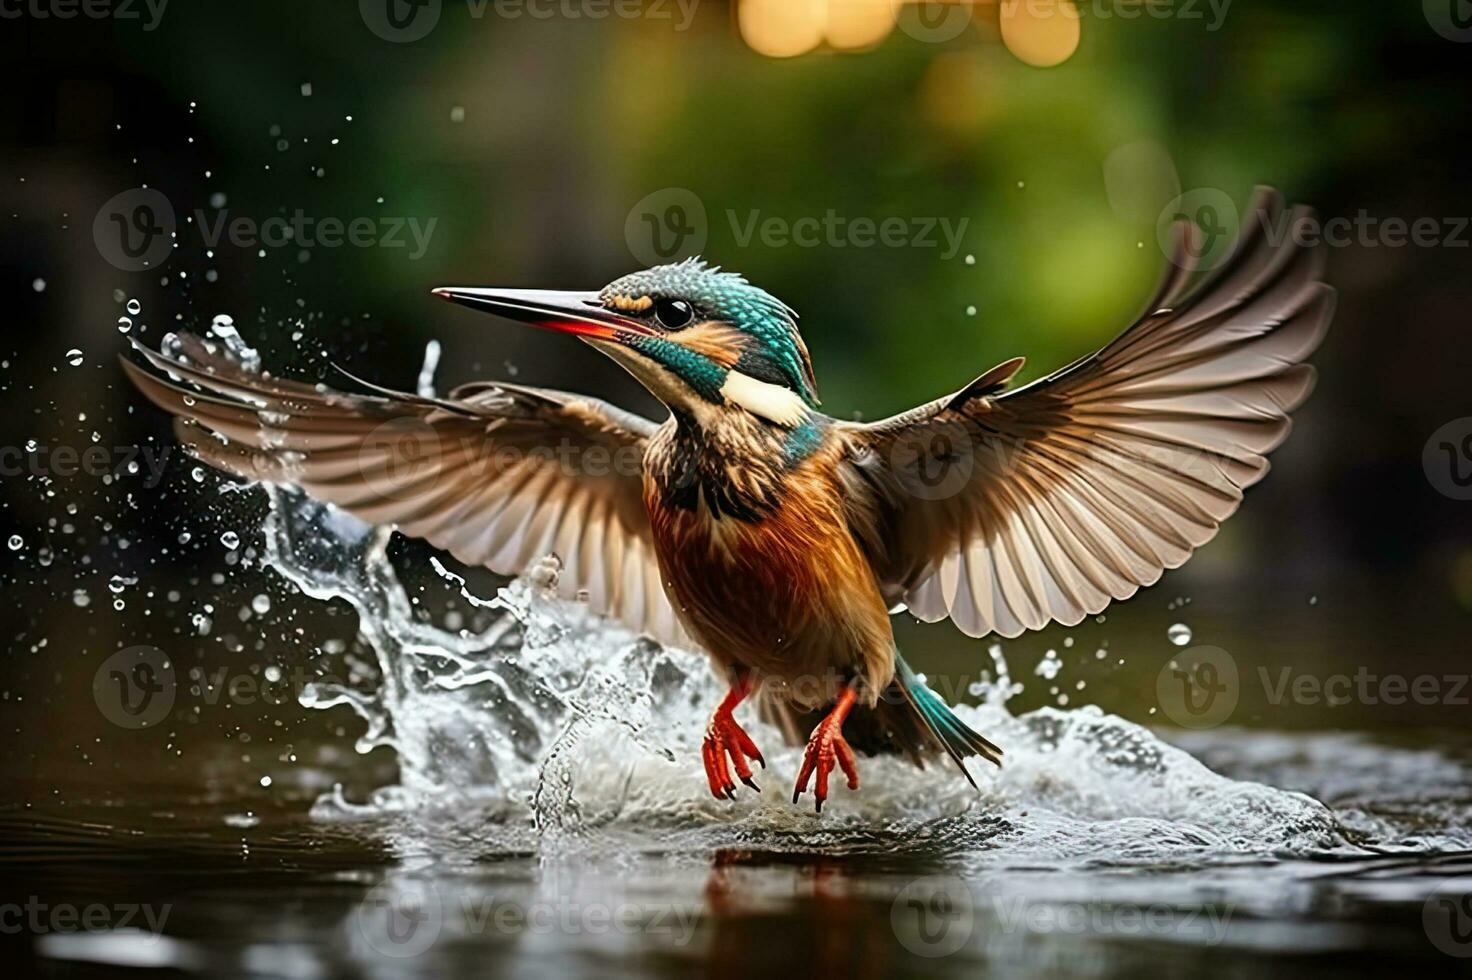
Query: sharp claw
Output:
[[725, 786, 737, 800], [741, 776, 761, 793], [792, 789, 802, 804], [755, 753, 766, 770], [815, 797, 824, 814]]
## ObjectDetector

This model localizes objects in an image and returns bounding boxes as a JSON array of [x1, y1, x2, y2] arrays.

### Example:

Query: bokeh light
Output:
[[999, 0, 1081, 67], [739, 0, 827, 58]]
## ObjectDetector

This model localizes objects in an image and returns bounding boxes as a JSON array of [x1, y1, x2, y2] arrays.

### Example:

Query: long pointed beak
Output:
[[431, 286, 655, 340]]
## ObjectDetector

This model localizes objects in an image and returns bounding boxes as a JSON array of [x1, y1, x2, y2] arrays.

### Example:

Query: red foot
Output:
[[793, 687, 860, 813], [702, 676, 765, 800], [703, 710, 765, 799]]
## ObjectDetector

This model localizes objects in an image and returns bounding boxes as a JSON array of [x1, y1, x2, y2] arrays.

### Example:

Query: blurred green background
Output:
[[2, 2, 1470, 798]]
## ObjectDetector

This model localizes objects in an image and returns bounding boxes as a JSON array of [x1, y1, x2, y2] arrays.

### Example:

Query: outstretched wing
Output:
[[122, 334, 690, 648], [841, 188, 1334, 638]]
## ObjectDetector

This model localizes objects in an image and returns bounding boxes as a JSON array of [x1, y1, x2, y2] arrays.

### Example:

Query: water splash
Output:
[[247, 485, 1358, 863]]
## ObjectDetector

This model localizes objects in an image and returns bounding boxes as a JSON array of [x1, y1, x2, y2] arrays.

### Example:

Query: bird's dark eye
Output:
[[653, 298, 695, 331]]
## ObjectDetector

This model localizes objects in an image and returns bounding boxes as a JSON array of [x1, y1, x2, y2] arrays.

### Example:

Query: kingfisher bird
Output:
[[124, 188, 1332, 812]]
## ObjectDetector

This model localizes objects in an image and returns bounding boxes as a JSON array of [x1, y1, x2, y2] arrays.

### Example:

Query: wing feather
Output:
[[123, 335, 690, 648], [843, 188, 1333, 638]]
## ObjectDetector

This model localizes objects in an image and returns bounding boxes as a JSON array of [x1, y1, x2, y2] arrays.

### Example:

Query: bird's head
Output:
[[434, 259, 818, 427]]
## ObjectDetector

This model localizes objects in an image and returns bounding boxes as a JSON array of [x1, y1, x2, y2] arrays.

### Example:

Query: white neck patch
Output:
[[720, 369, 807, 428]]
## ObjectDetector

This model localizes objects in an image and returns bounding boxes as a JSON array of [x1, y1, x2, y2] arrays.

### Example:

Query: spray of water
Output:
[[156, 328, 1356, 863], [247, 484, 1355, 862]]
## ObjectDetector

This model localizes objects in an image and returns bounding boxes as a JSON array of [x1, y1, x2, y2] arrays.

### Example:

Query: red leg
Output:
[[792, 685, 860, 814], [702, 672, 766, 800]]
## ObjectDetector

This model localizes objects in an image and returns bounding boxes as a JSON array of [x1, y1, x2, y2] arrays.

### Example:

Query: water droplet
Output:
[[450, 105, 465, 123], [31, 278, 45, 292], [65, 348, 83, 367], [259, 775, 273, 787], [964, 254, 975, 265], [1167, 623, 1193, 646], [220, 531, 240, 550], [208, 315, 261, 372], [116, 316, 132, 334], [965, 305, 977, 316], [126, 298, 142, 315], [251, 594, 271, 615], [7, 535, 22, 551], [72, 588, 90, 608]]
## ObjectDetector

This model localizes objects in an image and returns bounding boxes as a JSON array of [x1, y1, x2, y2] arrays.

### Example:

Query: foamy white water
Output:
[[249, 484, 1374, 865]]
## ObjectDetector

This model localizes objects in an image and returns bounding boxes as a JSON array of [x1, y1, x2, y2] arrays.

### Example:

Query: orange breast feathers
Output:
[[644, 455, 895, 692]]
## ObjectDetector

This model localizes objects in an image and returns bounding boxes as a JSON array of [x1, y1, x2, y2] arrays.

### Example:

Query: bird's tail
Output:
[[758, 655, 1002, 786], [893, 654, 1002, 787]]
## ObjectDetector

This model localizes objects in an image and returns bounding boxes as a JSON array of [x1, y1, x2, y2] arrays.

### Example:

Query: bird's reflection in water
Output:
[[701, 849, 896, 980]]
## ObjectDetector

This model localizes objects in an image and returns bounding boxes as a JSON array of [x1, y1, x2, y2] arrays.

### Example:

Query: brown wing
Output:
[[841, 187, 1334, 638], [122, 334, 690, 648]]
